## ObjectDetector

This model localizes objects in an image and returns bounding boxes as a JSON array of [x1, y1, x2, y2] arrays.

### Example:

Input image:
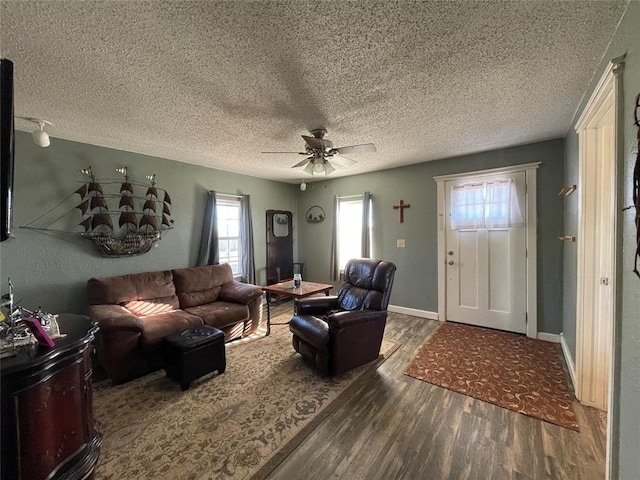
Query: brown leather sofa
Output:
[[87, 263, 263, 383], [289, 258, 396, 375]]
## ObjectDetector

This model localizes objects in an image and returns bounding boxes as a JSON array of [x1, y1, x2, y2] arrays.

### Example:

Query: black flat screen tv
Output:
[[1, 58, 15, 242]]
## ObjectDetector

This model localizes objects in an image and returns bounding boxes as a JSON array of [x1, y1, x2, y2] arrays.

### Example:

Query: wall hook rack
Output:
[[558, 185, 577, 197]]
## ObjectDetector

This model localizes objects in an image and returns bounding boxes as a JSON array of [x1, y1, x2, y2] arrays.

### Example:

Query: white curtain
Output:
[[450, 183, 485, 229], [485, 179, 523, 228], [451, 179, 523, 230]]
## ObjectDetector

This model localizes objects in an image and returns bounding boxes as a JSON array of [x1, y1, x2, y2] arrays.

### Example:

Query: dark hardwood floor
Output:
[[267, 308, 607, 480]]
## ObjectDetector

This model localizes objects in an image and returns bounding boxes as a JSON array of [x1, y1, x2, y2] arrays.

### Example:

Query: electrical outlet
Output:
[[397, 239, 406, 248]]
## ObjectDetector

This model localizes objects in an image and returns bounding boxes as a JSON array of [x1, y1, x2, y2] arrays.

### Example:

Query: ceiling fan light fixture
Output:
[[324, 162, 336, 175], [303, 162, 315, 175], [265, 128, 376, 177]]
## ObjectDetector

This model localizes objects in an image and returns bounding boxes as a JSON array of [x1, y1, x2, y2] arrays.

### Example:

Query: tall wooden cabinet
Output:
[[1, 314, 101, 480], [266, 209, 293, 285]]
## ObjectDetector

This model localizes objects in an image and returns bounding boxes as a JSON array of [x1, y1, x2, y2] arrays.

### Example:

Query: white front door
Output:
[[445, 171, 527, 333]]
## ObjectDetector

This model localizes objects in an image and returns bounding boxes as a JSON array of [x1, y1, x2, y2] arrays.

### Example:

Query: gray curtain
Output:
[[361, 191, 372, 258], [196, 190, 219, 266], [330, 195, 339, 281], [239, 195, 256, 284]]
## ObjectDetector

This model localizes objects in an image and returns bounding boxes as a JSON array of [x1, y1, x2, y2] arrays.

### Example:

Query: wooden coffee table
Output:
[[262, 280, 333, 335]]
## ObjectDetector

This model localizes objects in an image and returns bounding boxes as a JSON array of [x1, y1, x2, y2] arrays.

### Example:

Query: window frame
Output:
[[216, 197, 242, 276], [336, 195, 366, 272]]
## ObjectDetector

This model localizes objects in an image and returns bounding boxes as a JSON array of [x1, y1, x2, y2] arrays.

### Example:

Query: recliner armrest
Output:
[[290, 314, 330, 348], [88, 304, 144, 332], [327, 309, 387, 331], [295, 296, 340, 315], [219, 281, 263, 305]]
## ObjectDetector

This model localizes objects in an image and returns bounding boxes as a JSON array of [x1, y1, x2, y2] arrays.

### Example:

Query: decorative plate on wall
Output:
[[305, 205, 325, 223]]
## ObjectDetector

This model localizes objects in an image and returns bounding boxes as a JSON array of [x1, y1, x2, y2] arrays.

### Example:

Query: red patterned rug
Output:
[[405, 322, 579, 431]]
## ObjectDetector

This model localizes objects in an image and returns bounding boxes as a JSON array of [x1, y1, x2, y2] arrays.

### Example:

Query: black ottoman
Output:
[[163, 326, 226, 391]]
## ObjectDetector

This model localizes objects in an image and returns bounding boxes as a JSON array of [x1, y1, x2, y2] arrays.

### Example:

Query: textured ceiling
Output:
[[0, 1, 630, 183]]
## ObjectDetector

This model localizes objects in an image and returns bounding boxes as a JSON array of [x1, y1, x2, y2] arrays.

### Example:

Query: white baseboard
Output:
[[388, 305, 439, 320], [559, 332, 578, 391], [537, 332, 560, 343]]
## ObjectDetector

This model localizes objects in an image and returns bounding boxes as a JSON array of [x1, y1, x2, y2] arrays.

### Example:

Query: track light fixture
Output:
[[18, 117, 52, 147]]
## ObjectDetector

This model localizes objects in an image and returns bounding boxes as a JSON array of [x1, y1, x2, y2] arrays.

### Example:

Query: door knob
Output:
[[448, 260, 454, 265], [448, 251, 454, 255]]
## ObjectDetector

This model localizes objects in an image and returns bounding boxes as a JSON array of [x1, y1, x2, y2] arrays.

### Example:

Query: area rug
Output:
[[93, 316, 399, 480], [404, 322, 579, 431]]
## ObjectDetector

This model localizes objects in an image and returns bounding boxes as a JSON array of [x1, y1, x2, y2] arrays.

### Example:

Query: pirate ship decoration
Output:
[[22, 167, 173, 257]]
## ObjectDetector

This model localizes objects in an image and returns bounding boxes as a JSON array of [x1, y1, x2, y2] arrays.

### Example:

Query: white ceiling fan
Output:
[[261, 129, 376, 175]]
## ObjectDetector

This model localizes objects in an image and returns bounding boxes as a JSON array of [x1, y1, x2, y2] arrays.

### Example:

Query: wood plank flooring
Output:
[[267, 308, 607, 480]]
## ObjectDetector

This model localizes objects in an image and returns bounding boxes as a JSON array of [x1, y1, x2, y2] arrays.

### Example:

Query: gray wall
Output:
[[562, 2, 640, 477], [296, 138, 565, 334], [2, 131, 564, 331], [562, 126, 580, 358], [0, 131, 297, 314]]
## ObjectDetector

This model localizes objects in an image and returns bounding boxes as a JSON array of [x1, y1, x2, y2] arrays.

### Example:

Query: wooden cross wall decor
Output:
[[393, 200, 410, 223]]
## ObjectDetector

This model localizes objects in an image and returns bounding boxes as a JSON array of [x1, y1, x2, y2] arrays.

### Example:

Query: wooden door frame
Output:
[[434, 162, 540, 338], [574, 55, 625, 480]]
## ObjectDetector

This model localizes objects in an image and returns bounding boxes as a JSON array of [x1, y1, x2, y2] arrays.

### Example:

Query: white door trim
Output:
[[434, 162, 540, 338], [574, 55, 625, 480]]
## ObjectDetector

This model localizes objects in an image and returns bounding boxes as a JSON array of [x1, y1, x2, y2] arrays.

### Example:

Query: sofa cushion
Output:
[[88, 270, 179, 309], [122, 296, 178, 316], [172, 264, 234, 308], [184, 301, 249, 329], [139, 311, 203, 352]]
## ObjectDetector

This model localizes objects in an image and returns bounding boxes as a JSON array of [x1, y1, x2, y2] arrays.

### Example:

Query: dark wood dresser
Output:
[[0, 314, 101, 480]]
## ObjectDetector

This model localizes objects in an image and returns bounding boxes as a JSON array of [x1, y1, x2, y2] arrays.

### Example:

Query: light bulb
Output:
[[313, 162, 324, 173]]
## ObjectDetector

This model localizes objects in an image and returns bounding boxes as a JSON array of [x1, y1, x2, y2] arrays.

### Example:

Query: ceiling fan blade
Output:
[[261, 151, 307, 155], [334, 143, 377, 155], [292, 157, 312, 168], [329, 155, 357, 168], [302, 135, 332, 151]]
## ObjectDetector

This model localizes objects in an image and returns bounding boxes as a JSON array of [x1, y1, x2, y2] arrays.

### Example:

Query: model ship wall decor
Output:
[[22, 166, 174, 257]]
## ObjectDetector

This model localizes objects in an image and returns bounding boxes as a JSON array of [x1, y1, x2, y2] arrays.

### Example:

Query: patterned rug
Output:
[[405, 322, 579, 431], [93, 314, 399, 480]]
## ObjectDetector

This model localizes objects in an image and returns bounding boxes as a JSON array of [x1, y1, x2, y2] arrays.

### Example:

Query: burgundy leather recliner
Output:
[[289, 258, 396, 375]]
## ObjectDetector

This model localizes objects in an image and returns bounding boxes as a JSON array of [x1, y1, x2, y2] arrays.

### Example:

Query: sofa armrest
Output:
[[88, 304, 144, 332], [295, 296, 340, 315], [219, 281, 263, 305]]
